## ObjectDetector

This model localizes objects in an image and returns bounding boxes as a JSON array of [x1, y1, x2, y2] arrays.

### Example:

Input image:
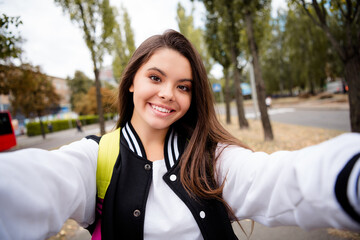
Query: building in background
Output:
[[99, 65, 117, 87], [47, 75, 71, 113]]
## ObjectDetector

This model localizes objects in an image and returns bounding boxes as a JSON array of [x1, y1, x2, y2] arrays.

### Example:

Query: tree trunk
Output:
[[223, 67, 231, 124], [94, 68, 105, 135], [233, 65, 249, 129], [229, 46, 249, 129], [344, 55, 360, 133], [245, 11, 273, 140]]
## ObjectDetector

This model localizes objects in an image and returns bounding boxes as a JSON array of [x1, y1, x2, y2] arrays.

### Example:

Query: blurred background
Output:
[[1, 0, 359, 239]]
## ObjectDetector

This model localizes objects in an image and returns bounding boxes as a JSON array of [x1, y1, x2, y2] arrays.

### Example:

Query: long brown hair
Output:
[[117, 29, 248, 204]]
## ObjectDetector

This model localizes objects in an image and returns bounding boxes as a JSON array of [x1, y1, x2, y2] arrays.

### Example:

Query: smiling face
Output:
[[129, 48, 192, 133]]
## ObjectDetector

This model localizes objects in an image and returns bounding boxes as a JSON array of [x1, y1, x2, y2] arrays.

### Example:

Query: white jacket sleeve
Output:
[[216, 133, 360, 231], [0, 138, 98, 240]]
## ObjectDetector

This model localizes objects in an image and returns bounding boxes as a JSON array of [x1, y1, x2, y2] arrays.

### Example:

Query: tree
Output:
[[293, 0, 360, 132], [2, 64, 60, 139], [237, 0, 274, 140], [54, 0, 116, 135], [0, 14, 23, 63], [74, 86, 116, 115], [112, 6, 136, 82], [202, 0, 249, 129], [261, 11, 289, 95], [204, 5, 232, 124], [285, 5, 329, 94], [262, 7, 331, 96], [67, 70, 93, 109], [176, 3, 213, 76]]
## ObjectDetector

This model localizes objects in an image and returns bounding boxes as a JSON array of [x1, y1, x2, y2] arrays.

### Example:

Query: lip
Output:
[[149, 103, 175, 115]]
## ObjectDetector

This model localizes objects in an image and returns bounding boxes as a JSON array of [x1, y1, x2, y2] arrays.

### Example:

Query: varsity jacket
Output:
[[90, 122, 237, 239]]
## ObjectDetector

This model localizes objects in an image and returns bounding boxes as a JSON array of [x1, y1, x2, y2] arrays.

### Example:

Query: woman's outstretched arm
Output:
[[217, 133, 360, 231], [0, 138, 98, 240]]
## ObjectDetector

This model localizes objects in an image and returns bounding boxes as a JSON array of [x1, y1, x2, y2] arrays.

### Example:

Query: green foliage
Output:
[[176, 3, 214, 76], [111, 6, 136, 82], [0, 14, 23, 62], [261, 4, 343, 95], [67, 70, 94, 109], [54, 0, 116, 67]]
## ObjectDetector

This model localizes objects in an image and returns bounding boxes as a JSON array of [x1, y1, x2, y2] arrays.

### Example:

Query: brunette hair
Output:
[[117, 29, 248, 204]]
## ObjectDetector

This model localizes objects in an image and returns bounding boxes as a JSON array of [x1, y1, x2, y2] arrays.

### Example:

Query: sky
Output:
[[1, 0, 287, 79]]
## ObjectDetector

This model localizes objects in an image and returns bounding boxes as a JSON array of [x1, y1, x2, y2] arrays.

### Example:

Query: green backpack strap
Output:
[[97, 128, 120, 199]]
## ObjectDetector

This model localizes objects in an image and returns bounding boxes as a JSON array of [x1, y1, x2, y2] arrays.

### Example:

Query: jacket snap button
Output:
[[170, 174, 177, 181], [144, 164, 151, 170], [200, 211, 206, 219], [133, 209, 141, 217]]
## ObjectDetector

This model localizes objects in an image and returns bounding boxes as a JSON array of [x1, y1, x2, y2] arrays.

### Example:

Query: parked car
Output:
[[326, 80, 347, 93]]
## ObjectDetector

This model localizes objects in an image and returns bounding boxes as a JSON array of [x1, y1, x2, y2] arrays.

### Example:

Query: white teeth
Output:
[[151, 104, 171, 113]]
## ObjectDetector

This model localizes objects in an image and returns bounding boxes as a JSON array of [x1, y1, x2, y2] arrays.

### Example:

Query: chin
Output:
[[147, 119, 174, 131]]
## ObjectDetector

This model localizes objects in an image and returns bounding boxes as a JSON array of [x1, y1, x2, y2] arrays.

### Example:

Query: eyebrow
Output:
[[147, 67, 193, 83]]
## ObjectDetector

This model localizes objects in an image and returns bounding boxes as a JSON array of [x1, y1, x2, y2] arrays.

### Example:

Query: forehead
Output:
[[139, 48, 192, 79]]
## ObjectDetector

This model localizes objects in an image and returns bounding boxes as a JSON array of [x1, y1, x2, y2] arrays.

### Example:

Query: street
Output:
[[215, 101, 350, 132]]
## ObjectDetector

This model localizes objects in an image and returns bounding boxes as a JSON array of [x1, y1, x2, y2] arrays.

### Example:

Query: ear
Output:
[[129, 84, 134, 92]]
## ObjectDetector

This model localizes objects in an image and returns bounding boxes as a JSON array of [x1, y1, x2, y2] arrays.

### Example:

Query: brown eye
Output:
[[150, 75, 161, 82], [178, 85, 190, 92]]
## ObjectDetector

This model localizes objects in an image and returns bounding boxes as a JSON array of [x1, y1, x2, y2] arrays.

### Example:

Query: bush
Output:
[[25, 114, 115, 136]]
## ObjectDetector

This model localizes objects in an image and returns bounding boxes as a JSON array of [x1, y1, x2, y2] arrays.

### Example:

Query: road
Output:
[[215, 105, 350, 132]]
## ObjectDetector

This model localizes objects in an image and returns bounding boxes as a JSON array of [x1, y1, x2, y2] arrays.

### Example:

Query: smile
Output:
[[150, 104, 173, 113]]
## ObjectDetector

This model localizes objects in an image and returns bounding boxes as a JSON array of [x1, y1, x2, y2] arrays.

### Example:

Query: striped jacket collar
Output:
[[121, 122, 186, 171]]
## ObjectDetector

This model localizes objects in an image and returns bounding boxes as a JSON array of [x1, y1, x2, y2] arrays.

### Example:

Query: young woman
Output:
[[0, 30, 359, 240]]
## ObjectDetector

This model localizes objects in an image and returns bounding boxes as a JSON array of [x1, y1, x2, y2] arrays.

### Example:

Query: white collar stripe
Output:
[[126, 123, 143, 157], [122, 127, 135, 152], [167, 130, 175, 167], [173, 133, 179, 160]]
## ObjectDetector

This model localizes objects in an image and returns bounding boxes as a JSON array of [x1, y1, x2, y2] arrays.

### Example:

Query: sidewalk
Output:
[[240, 93, 349, 110]]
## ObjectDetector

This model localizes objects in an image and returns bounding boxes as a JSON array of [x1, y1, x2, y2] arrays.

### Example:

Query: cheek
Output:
[[181, 95, 192, 113]]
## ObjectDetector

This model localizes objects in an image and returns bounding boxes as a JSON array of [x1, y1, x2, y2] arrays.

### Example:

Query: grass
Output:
[[218, 115, 344, 153]]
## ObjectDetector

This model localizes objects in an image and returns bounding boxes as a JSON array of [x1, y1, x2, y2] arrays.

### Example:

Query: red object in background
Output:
[[0, 111, 17, 151]]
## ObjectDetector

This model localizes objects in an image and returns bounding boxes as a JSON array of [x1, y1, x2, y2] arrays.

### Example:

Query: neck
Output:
[[130, 120, 169, 161]]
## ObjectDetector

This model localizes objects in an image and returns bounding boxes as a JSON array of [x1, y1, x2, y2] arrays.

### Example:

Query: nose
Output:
[[158, 84, 175, 101]]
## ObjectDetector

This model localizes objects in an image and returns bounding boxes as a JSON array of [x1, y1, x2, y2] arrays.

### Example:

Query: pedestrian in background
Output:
[[47, 122, 53, 133], [265, 96, 272, 108], [0, 30, 359, 240], [76, 119, 83, 132]]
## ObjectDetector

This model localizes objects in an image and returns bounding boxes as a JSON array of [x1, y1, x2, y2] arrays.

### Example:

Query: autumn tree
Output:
[[74, 86, 116, 115], [292, 0, 360, 132], [3, 64, 60, 138], [112, 6, 136, 82], [54, 0, 116, 135]]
